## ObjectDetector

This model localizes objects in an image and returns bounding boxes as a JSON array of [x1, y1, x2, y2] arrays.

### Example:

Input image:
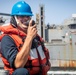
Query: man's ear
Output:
[[10, 16, 17, 27]]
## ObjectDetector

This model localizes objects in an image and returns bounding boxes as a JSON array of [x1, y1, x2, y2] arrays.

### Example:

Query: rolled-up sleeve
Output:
[[1, 35, 18, 68]]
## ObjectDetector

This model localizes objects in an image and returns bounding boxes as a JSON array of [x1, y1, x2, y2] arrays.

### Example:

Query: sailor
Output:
[[0, 1, 51, 75]]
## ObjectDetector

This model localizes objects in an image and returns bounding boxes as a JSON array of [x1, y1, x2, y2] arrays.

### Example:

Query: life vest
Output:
[[0, 25, 51, 75]]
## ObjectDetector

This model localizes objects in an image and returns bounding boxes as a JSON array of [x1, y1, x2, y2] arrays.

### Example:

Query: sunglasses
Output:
[[17, 15, 31, 18]]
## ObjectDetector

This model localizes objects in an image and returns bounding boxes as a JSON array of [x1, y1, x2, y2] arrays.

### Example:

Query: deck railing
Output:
[[47, 71, 76, 75]]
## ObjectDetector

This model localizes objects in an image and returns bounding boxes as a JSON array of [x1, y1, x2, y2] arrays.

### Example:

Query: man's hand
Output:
[[27, 20, 37, 39]]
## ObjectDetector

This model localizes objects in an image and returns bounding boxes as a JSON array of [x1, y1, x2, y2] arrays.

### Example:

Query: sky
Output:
[[0, 0, 76, 25]]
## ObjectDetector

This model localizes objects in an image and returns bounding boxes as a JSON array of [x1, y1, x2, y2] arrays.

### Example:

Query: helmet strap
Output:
[[14, 16, 19, 25]]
